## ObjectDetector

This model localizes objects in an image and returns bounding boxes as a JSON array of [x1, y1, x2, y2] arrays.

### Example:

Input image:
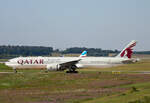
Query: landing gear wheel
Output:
[[66, 71, 70, 73], [66, 65, 78, 73], [14, 69, 17, 73], [73, 71, 78, 73], [66, 71, 78, 73]]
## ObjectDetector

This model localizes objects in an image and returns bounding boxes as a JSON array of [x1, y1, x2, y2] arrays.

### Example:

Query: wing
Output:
[[60, 59, 81, 68], [46, 59, 81, 72]]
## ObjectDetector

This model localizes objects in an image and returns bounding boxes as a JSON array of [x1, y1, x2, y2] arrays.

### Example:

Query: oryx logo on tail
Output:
[[117, 40, 137, 59]]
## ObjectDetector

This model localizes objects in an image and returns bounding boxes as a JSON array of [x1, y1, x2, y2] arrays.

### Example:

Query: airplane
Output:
[[5, 40, 137, 73]]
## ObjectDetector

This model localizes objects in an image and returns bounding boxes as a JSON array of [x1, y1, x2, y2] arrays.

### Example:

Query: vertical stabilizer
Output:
[[116, 40, 137, 59], [79, 51, 87, 57]]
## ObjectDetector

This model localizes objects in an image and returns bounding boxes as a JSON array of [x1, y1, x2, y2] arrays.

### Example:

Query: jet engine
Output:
[[46, 64, 61, 71]]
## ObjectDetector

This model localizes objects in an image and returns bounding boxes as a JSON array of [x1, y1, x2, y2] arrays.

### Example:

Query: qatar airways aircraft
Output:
[[5, 40, 137, 73]]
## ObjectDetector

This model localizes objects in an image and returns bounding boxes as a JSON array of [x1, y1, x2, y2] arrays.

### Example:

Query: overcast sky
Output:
[[0, 0, 150, 51]]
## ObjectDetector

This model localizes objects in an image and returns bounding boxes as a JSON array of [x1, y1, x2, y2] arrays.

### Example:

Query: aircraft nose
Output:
[[5, 62, 8, 65], [5, 62, 10, 67]]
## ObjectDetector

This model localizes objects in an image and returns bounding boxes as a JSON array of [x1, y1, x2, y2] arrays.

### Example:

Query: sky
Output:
[[0, 0, 150, 51]]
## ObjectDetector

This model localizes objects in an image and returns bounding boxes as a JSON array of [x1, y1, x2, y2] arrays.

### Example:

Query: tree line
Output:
[[0, 46, 53, 59], [62, 47, 119, 56], [0, 45, 149, 59]]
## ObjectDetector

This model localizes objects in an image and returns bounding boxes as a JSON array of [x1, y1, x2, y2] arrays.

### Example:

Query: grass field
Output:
[[0, 59, 150, 103]]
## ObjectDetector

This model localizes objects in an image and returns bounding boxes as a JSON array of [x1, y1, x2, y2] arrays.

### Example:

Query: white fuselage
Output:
[[4, 40, 138, 72], [5, 56, 131, 70]]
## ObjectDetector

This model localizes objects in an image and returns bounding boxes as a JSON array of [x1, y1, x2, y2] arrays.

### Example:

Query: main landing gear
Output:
[[13, 68, 17, 73], [66, 65, 78, 73]]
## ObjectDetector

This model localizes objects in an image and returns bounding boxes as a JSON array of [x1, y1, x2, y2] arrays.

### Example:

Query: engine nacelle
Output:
[[46, 64, 60, 71]]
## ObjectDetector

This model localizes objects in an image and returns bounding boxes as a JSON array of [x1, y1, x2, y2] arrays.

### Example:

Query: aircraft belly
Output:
[[80, 63, 121, 68], [15, 64, 46, 69]]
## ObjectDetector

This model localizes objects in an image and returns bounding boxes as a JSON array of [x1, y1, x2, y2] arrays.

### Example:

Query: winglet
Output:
[[117, 40, 137, 59], [79, 51, 87, 57]]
